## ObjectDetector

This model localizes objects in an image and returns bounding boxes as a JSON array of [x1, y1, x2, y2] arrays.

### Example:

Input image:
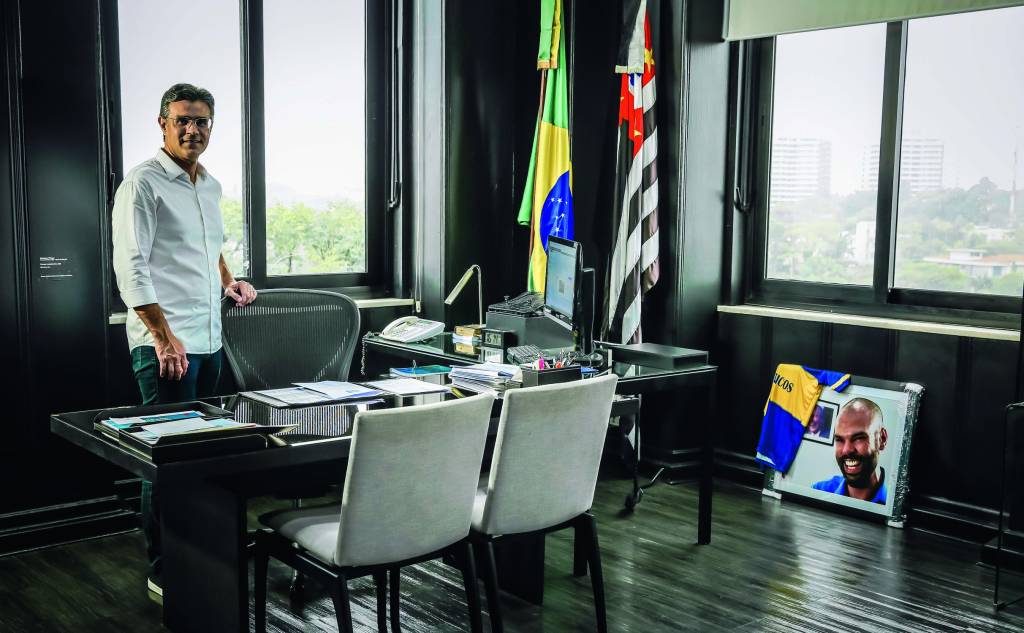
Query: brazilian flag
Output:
[[517, 0, 573, 293]]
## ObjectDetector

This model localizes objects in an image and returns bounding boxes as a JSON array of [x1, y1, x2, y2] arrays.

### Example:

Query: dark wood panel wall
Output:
[[0, 0, 127, 520], [716, 311, 1018, 537]]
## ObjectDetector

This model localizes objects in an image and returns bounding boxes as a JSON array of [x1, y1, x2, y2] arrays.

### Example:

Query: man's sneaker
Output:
[[147, 576, 163, 605]]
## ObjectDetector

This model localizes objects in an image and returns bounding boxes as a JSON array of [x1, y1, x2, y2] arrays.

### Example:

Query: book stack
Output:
[[449, 363, 522, 397], [452, 324, 483, 356]]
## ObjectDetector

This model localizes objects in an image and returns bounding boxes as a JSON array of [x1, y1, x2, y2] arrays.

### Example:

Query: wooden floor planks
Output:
[[1, 476, 1022, 632]]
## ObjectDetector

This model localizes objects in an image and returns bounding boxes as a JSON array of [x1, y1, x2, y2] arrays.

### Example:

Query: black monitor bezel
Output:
[[543, 235, 581, 324]]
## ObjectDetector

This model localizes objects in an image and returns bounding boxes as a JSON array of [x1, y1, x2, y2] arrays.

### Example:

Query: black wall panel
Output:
[[716, 313, 766, 454], [830, 324, 891, 380], [0, 1, 28, 457], [2, 0, 122, 515], [671, 0, 727, 349], [442, 0, 521, 326], [963, 338, 1018, 509], [893, 331, 959, 502], [769, 318, 823, 369]]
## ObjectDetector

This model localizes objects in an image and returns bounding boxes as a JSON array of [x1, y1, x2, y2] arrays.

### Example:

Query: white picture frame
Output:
[[764, 376, 924, 527]]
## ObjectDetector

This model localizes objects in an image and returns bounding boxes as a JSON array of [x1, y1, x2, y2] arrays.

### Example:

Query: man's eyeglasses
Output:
[[165, 116, 213, 130]]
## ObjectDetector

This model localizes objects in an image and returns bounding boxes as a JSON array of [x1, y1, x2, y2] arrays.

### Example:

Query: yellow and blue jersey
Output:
[[755, 364, 850, 473]]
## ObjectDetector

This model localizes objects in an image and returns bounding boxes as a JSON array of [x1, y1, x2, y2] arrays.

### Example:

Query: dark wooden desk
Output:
[[51, 392, 643, 633], [362, 333, 718, 545]]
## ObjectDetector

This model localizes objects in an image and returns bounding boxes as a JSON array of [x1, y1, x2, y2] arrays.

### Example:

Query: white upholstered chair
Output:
[[253, 393, 495, 633], [471, 374, 618, 633]]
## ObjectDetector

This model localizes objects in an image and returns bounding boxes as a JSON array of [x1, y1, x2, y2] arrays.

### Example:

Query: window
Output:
[[894, 8, 1024, 297], [106, 0, 390, 294], [263, 0, 366, 276], [766, 26, 886, 286], [750, 7, 1024, 317], [116, 0, 247, 276]]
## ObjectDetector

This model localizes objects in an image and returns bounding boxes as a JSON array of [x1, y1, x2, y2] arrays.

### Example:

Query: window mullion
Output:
[[749, 38, 776, 299], [241, 0, 266, 286], [872, 21, 908, 304]]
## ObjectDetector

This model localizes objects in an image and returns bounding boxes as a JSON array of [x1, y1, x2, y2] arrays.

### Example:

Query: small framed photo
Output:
[[803, 400, 838, 445]]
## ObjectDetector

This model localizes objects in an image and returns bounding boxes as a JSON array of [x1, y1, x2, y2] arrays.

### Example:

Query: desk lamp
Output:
[[445, 264, 484, 328]]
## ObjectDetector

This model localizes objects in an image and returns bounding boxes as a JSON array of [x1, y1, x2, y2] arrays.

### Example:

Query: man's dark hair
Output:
[[159, 83, 215, 119]]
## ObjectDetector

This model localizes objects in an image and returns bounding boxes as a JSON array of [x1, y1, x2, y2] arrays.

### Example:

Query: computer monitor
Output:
[[544, 236, 581, 325]]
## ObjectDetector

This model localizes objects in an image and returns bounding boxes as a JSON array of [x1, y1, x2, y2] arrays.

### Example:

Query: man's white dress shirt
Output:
[[112, 150, 224, 354]]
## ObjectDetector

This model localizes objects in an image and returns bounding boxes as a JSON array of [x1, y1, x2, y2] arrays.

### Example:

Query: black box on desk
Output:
[[598, 342, 707, 369], [521, 365, 581, 387], [485, 311, 573, 350]]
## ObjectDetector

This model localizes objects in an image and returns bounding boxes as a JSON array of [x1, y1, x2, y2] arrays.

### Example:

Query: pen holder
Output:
[[521, 365, 582, 388]]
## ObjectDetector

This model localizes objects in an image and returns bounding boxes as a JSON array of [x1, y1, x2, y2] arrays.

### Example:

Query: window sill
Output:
[[717, 304, 1020, 342], [108, 297, 415, 326]]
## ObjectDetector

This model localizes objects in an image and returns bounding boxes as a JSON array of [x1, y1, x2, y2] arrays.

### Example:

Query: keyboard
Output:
[[506, 344, 544, 365], [488, 291, 545, 316]]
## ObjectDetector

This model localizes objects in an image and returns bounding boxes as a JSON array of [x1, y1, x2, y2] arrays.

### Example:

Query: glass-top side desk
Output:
[[361, 332, 718, 543]]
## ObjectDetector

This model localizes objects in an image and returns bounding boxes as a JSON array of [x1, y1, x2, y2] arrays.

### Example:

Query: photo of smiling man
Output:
[[811, 397, 888, 505]]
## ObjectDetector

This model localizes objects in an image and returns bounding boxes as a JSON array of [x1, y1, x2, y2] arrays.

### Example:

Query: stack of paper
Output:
[[449, 363, 522, 396], [125, 418, 260, 445], [362, 378, 451, 396], [295, 381, 382, 400], [243, 381, 383, 408], [96, 410, 210, 440]]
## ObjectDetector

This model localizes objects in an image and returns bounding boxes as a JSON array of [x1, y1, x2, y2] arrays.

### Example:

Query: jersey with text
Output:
[[755, 364, 850, 473]]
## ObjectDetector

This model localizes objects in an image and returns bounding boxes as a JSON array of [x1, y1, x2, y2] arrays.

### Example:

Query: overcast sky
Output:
[[772, 6, 1024, 195], [118, 0, 365, 206], [120, 3, 1022, 203]]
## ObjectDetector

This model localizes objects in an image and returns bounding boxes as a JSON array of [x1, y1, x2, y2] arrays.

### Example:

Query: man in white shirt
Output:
[[111, 83, 256, 599]]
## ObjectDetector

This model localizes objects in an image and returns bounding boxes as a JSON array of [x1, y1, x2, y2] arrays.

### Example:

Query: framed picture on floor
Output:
[[764, 376, 924, 527]]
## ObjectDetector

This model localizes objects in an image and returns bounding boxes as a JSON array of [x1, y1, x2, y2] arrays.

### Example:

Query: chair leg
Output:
[[329, 576, 354, 633], [573, 519, 588, 577], [458, 542, 484, 633], [290, 499, 306, 599], [254, 534, 270, 633], [584, 514, 608, 633], [476, 540, 503, 633], [389, 567, 402, 633], [373, 571, 388, 633]]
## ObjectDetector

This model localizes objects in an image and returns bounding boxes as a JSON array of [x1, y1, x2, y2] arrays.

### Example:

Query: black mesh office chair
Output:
[[221, 288, 361, 597], [221, 288, 361, 392]]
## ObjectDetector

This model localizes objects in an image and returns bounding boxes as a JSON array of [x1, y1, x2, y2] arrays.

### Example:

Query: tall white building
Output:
[[861, 138, 945, 193], [770, 138, 832, 204]]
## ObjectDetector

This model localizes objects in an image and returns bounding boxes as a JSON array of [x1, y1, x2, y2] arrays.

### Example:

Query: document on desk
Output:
[[248, 387, 331, 406], [362, 378, 451, 396], [292, 381, 383, 401], [128, 418, 257, 444]]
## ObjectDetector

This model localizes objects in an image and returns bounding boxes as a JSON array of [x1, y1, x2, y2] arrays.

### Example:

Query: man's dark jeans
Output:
[[131, 345, 222, 581]]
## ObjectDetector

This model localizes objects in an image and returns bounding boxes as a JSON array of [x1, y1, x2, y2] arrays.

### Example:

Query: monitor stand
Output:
[[485, 310, 574, 350]]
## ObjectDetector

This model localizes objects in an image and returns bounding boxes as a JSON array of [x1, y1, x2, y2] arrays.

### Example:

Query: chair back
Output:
[[477, 374, 618, 536], [221, 289, 360, 390], [334, 393, 494, 567]]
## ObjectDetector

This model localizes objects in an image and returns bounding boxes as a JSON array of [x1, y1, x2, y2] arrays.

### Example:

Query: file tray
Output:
[[598, 342, 707, 370], [91, 400, 233, 428], [521, 365, 581, 388]]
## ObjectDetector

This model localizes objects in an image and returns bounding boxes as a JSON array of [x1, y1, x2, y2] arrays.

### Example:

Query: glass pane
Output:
[[894, 7, 1024, 297], [264, 0, 366, 276], [117, 0, 247, 277], [766, 25, 886, 285]]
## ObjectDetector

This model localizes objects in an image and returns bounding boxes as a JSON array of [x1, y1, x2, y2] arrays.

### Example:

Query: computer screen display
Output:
[[544, 236, 580, 322]]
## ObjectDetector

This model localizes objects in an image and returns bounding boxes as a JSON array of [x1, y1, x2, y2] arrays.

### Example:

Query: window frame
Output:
[[743, 19, 1022, 326], [101, 0, 394, 306]]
